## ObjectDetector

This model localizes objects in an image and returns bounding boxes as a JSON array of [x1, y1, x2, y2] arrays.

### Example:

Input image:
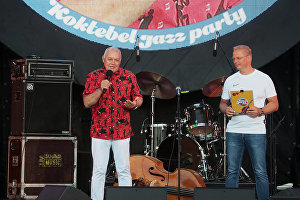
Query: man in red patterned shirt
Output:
[[83, 47, 143, 200]]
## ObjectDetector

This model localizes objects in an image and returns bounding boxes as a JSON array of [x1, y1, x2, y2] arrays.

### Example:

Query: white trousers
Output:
[[91, 138, 132, 200]]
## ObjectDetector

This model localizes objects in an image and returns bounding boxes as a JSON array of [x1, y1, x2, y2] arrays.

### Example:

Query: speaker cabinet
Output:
[[105, 187, 167, 200], [7, 136, 77, 199], [194, 187, 256, 200], [37, 185, 90, 200], [11, 78, 72, 135]]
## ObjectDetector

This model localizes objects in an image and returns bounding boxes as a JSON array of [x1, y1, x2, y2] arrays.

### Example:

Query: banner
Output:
[[23, 0, 277, 50]]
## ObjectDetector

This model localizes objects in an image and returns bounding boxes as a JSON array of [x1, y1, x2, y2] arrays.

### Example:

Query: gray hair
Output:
[[233, 45, 252, 55], [103, 47, 122, 58]]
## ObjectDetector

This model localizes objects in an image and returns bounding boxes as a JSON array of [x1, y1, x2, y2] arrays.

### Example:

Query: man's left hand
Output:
[[124, 99, 137, 109], [246, 107, 261, 117]]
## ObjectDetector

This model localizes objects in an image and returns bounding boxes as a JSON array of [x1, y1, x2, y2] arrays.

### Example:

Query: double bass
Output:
[[116, 154, 206, 200]]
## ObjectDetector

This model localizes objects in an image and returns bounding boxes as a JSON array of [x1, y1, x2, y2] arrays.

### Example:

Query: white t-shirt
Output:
[[221, 69, 277, 134]]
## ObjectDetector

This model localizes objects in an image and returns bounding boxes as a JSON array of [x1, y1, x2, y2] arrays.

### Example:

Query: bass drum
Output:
[[156, 135, 204, 172]]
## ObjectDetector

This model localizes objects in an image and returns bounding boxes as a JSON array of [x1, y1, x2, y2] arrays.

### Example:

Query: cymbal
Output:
[[136, 71, 176, 99], [202, 76, 228, 97]]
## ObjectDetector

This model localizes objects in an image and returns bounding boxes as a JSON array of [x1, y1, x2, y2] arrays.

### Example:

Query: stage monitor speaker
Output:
[[11, 79, 72, 135], [37, 185, 90, 200], [270, 197, 300, 200], [270, 188, 300, 199], [105, 187, 167, 200], [194, 187, 255, 200]]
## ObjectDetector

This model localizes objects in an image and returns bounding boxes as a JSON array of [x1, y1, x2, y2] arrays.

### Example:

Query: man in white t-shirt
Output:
[[219, 45, 279, 200]]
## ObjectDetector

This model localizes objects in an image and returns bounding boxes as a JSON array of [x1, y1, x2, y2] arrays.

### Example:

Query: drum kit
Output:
[[136, 71, 228, 181]]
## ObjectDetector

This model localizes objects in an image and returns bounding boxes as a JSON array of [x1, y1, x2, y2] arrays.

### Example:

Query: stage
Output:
[[0, 0, 300, 199]]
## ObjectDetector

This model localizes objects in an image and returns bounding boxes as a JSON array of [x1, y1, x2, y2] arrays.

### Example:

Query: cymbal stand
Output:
[[150, 87, 157, 157]]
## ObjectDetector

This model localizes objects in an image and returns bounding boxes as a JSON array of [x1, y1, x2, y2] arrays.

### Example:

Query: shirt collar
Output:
[[102, 66, 122, 75]]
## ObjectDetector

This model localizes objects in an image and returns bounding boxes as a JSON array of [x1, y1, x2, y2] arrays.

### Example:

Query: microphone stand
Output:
[[122, 37, 139, 70], [216, 33, 236, 74], [214, 33, 237, 178], [175, 89, 182, 200], [213, 33, 237, 179]]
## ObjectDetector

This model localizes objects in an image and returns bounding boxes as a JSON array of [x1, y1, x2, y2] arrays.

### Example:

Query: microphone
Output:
[[136, 36, 140, 62], [106, 70, 113, 80], [102, 70, 113, 93], [176, 86, 181, 96], [213, 31, 219, 57]]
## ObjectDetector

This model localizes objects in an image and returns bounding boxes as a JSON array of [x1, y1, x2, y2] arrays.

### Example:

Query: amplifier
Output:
[[11, 59, 74, 80], [11, 79, 72, 135], [7, 136, 77, 199]]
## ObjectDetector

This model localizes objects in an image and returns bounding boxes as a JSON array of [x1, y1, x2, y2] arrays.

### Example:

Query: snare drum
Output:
[[184, 102, 213, 135], [145, 124, 174, 156]]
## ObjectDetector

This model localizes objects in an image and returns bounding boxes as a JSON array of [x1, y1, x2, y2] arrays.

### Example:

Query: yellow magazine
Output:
[[230, 90, 254, 114]]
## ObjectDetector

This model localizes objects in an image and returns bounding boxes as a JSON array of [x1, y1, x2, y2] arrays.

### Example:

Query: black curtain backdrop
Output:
[[0, 0, 299, 91]]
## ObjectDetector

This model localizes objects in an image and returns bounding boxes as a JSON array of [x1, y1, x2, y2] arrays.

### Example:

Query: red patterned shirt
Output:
[[83, 67, 142, 140]]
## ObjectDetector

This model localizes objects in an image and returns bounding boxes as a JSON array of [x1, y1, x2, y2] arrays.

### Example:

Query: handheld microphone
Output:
[[176, 86, 181, 96], [213, 31, 219, 57], [136, 36, 140, 62], [102, 70, 113, 93]]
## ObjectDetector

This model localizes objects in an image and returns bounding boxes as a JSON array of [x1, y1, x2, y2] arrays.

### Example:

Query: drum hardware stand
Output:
[[201, 155, 209, 180], [240, 167, 251, 182], [140, 117, 150, 155], [207, 114, 226, 181], [212, 153, 226, 181], [105, 161, 116, 185]]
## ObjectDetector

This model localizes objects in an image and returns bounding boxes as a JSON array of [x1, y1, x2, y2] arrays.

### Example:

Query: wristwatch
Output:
[[259, 108, 264, 116]]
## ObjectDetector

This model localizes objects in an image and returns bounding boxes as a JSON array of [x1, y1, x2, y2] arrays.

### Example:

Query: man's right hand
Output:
[[101, 79, 111, 92], [219, 99, 235, 117], [225, 106, 235, 117]]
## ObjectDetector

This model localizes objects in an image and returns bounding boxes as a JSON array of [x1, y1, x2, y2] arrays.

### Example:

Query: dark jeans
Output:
[[225, 132, 269, 200]]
